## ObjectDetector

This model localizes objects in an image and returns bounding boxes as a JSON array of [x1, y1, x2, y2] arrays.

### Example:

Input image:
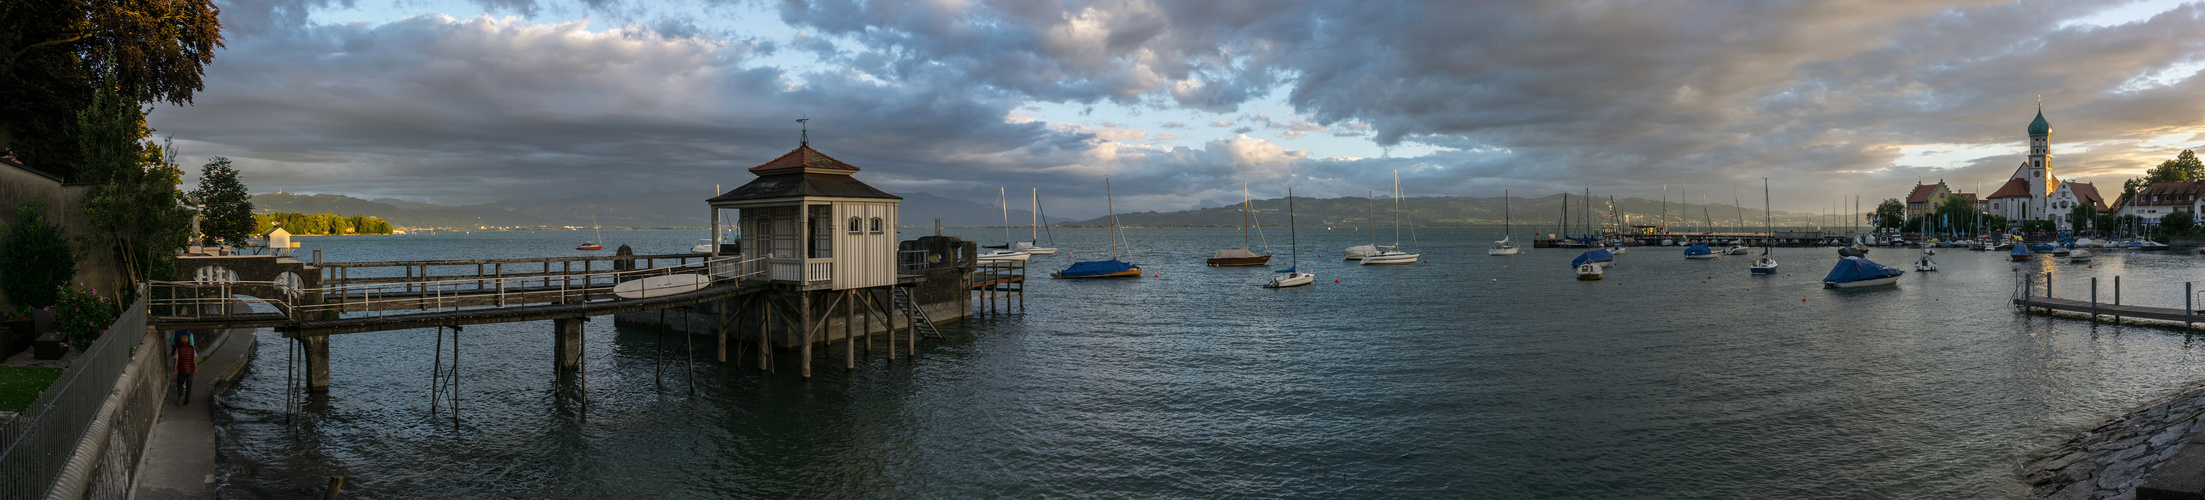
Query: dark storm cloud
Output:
[[158, 0, 2205, 217], [765, 0, 2205, 208]]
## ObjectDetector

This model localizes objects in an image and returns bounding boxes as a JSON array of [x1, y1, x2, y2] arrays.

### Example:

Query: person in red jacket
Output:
[[171, 330, 197, 406]]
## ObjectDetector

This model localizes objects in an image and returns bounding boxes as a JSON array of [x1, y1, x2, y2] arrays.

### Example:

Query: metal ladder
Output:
[[891, 287, 944, 339]]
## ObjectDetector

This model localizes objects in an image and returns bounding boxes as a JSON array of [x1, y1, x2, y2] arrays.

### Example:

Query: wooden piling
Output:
[[845, 290, 855, 372], [2116, 276, 2123, 322], [801, 291, 812, 378], [2091, 277, 2098, 322]]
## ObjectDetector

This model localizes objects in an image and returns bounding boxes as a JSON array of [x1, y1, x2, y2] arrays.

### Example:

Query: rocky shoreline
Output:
[[2026, 381, 2205, 499]]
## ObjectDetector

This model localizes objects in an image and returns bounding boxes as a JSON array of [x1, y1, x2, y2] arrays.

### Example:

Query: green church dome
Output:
[[2028, 110, 2050, 136]]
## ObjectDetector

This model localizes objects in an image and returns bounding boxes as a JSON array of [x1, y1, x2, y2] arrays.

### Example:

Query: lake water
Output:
[[213, 227, 2205, 498]]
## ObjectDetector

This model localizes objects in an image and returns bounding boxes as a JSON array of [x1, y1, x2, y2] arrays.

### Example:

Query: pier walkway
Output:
[[2011, 273, 2205, 330]]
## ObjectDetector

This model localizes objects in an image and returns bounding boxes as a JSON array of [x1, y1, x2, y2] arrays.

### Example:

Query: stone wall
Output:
[[2025, 381, 2205, 499]]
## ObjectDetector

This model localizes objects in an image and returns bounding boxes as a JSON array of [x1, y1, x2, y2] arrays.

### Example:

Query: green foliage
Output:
[[1987, 215, 2009, 231], [74, 82, 192, 294], [49, 281, 119, 350], [252, 212, 393, 235], [2096, 213, 2119, 233], [189, 156, 253, 246], [1931, 196, 1978, 232], [2021, 220, 2058, 232], [0, 200, 77, 310], [2165, 211, 2195, 234], [2070, 203, 2097, 231], [2144, 150, 2204, 184], [0, 0, 224, 177], [1872, 198, 1905, 228], [0, 365, 62, 413]]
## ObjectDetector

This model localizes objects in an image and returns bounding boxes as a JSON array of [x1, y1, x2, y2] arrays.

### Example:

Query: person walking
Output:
[[171, 330, 197, 406]]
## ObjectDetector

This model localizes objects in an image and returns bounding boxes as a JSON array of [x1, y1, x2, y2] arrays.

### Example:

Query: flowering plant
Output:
[[1, 309, 27, 323], [52, 282, 119, 350]]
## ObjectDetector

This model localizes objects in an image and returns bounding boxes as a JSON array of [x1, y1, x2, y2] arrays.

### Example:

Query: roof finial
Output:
[[796, 117, 810, 147]]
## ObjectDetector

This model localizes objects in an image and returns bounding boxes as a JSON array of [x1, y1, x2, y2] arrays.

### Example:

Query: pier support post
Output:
[[801, 291, 812, 378], [2116, 276, 2122, 322], [845, 290, 855, 372], [2188, 282, 2194, 332], [2092, 277, 2098, 322], [303, 335, 331, 393], [716, 298, 730, 363], [554, 317, 584, 375]]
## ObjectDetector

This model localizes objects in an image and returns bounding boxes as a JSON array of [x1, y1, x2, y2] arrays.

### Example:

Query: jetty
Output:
[[2011, 273, 2205, 329], [145, 143, 996, 409]]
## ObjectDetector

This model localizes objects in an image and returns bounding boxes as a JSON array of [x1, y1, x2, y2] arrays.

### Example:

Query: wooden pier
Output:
[[2012, 273, 2204, 329], [972, 260, 1025, 316]]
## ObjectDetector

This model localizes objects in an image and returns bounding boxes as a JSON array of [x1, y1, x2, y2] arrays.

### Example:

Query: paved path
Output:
[[128, 328, 255, 500]]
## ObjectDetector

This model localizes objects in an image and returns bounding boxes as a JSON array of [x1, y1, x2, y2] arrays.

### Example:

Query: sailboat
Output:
[[1360, 170, 1422, 265], [1266, 187, 1315, 288], [1209, 182, 1272, 266], [1914, 245, 1938, 272], [1750, 179, 1777, 275], [1052, 179, 1142, 279], [1014, 188, 1059, 254], [978, 187, 1030, 261], [1489, 188, 1521, 256], [1344, 190, 1380, 260], [576, 216, 604, 250]]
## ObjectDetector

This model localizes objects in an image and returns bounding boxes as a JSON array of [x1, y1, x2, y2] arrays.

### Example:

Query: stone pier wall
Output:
[[2025, 381, 2205, 498]]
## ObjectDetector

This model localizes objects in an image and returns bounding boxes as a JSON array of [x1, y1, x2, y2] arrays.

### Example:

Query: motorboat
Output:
[[2133, 240, 2171, 251], [2009, 244, 2032, 261], [1684, 244, 1719, 260], [1576, 263, 1605, 280], [2070, 249, 2094, 262], [977, 250, 1031, 262], [1343, 244, 1379, 261], [1724, 244, 1750, 255], [1823, 256, 1904, 288], [1750, 256, 1778, 274]]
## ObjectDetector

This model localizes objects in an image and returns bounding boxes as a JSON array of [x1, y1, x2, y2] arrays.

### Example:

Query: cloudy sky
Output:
[[154, 0, 2205, 218]]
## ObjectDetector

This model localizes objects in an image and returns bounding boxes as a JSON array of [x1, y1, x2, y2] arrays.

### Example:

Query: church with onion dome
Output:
[[1983, 107, 2105, 228]]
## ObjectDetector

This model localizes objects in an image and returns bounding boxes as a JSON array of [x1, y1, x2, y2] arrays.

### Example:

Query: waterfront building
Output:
[[2117, 182, 2205, 225], [2046, 181, 2107, 230], [1903, 181, 1955, 217], [1981, 107, 2108, 227]]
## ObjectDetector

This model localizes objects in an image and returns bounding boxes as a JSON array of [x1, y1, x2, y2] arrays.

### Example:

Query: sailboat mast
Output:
[[1242, 182, 1252, 249], [1031, 188, 1039, 241], [1107, 179, 1120, 261], [1288, 187, 1298, 266], [1735, 187, 1744, 232], [1392, 170, 1402, 246], [1762, 178, 1771, 255], [999, 187, 1010, 245], [1503, 188, 1512, 238]]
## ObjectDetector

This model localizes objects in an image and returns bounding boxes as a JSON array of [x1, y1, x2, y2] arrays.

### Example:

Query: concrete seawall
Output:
[[2025, 380, 2205, 498]]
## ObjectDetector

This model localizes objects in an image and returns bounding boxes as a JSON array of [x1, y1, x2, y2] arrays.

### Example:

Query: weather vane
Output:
[[796, 117, 810, 147]]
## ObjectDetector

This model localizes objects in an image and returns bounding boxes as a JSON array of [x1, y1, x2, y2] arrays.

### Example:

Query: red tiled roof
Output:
[[1906, 184, 1939, 203], [749, 145, 861, 173], [1986, 178, 2032, 199], [2109, 194, 2128, 212], [2067, 181, 2103, 206], [2131, 182, 2205, 206]]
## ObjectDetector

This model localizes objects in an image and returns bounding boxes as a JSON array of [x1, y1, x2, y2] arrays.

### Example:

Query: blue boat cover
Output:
[[2011, 244, 2031, 257], [2030, 243, 2056, 252], [1275, 265, 1298, 274], [1058, 259, 1137, 277], [1683, 244, 1713, 256], [1571, 249, 1614, 267], [1822, 257, 1904, 283]]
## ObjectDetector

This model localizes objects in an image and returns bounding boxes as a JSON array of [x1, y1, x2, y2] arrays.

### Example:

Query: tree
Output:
[[1872, 198, 1905, 229], [189, 156, 252, 245], [0, 199, 77, 310], [1931, 196, 1978, 236], [2144, 150, 2205, 184], [75, 81, 191, 296], [0, 0, 224, 177], [2166, 211, 2195, 235], [2070, 203, 2097, 232]]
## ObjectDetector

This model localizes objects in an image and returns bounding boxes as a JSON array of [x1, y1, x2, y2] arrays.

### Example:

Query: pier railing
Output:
[[146, 255, 765, 322]]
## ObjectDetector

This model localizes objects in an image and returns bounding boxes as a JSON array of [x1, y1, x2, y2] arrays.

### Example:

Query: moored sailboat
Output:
[[1015, 188, 1059, 254], [576, 216, 604, 250], [1749, 179, 1777, 275], [1490, 188, 1521, 256], [1266, 187, 1315, 288], [1210, 182, 1272, 266], [1360, 170, 1422, 265], [1053, 179, 1142, 279]]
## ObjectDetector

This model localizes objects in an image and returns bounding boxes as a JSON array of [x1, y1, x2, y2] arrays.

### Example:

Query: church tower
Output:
[[2027, 106, 2053, 218]]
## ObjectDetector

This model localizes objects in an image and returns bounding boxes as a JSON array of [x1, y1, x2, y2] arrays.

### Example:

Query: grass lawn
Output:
[[0, 365, 64, 413]]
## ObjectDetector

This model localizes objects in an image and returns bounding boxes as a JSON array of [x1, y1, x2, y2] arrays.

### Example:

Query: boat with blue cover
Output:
[[2009, 244, 2032, 262], [1822, 256, 1904, 288], [1053, 179, 1143, 279], [1572, 248, 1613, 281], [1684, 244, 1718, 260]]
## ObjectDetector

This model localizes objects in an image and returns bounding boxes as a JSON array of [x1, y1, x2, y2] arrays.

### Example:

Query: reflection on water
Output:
[[215, 229, 2205, 497]]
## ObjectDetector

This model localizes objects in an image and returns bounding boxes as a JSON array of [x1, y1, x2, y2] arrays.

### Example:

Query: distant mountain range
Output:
[[1061, 194, 1842, 229], [250, 191, 1070, 229]]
